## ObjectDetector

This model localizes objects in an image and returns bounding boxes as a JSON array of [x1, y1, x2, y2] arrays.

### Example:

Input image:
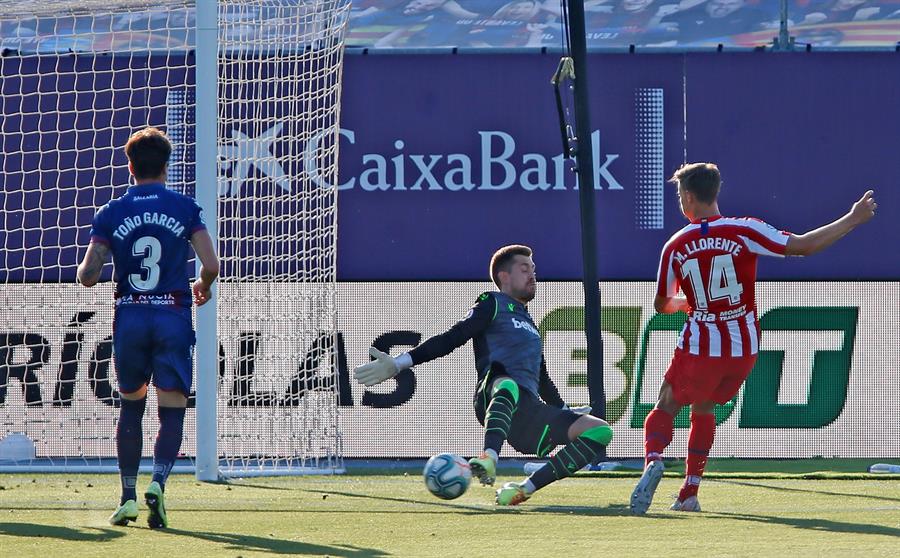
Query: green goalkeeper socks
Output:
[[483, 379, 519, 453], [529, 424, 613, 491]]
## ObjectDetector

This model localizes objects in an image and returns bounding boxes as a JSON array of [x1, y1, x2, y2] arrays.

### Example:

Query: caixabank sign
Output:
[[1, 282, 896, 458]]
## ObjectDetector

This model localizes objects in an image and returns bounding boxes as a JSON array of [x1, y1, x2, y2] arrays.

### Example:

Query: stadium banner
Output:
[[337, 53, 688, 281], [3, 53, 899, 283], [337, 53, 900, 281], [2, 281, 897, 458]]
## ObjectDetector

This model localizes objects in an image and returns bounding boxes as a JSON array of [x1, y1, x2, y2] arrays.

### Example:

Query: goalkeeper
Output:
[[354, 244, 613, 506]]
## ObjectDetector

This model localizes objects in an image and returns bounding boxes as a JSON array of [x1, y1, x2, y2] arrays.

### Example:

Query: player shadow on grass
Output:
[[161, 527, 389, 556], [527, 503, 655, 518], [709, 512, 900, 539], [0, 522, 126, 542], [713, 479, 900, 504], [301, 488, 645, 518], [300, 488, 495, 514]]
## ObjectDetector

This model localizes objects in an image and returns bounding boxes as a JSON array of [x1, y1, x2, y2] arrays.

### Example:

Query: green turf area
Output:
[[1, 473, 898, 557]]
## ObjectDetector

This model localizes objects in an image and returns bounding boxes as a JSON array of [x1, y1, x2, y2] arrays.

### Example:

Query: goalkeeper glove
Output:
[[354, 347, 411, 386]]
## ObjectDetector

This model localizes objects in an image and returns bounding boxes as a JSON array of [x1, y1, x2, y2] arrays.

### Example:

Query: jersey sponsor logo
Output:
[[112, 212, 186, 240], [115, 293, 177, 306], [133, 194, 159, 201], [511, 317, 539, 337], [691, 306, 748, 322]]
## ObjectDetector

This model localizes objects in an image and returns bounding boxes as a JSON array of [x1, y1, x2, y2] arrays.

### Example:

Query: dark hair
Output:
[[489, 244, 533, 288], [669, 162, 720, 204], [125, 127, 172, 180]]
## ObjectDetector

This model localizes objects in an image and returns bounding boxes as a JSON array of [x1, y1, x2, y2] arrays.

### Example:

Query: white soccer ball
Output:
[[423, 453, 471, 500]]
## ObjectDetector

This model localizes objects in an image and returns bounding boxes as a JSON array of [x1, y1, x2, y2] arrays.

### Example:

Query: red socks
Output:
[[643, 408, 674, 467], [680, 412, 715, 501]]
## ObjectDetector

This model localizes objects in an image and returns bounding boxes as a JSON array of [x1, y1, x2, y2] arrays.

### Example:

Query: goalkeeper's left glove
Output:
[[353, 347, 412, 386]]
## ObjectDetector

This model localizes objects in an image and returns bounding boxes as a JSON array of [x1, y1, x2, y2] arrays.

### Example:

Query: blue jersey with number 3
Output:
[[89, 182, 205, 307]]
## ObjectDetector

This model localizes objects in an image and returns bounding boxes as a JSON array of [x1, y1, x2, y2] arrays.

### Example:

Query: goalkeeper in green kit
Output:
[[354, 245, 613, 505]]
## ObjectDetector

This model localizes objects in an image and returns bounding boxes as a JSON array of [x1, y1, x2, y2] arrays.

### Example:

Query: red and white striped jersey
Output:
[[656, 216, 792, 358]]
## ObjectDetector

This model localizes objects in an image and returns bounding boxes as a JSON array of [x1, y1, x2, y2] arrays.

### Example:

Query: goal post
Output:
[[195, 0, 218, 482], [0, 0, 349, 477]]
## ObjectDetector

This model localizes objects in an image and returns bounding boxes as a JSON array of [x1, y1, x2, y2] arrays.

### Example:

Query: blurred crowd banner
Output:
[[2, 1, 899, 52], [346, 1, 900, 49]]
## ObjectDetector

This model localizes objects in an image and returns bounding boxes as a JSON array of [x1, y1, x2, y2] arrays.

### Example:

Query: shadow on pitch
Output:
[[162, 527, 389, 556], [300, 488, 643, 518], [213, 480, 297, 491], [712, 479, 900, 504], [711, 511, 900, 538], [300, 488, 495, 514], [0, 522, 126, 542], [528, 503, 695, 520]]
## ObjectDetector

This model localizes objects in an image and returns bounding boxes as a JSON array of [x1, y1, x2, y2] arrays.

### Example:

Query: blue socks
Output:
[[116, 397, 146, 504], [152, 406, 186, 490]]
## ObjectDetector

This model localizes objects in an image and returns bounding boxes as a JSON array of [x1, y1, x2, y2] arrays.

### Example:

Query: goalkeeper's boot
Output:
[[468, 452, 497, 486], [671, 495, 701, 512], [630, 459, 665, 515], [495, 481, 531, 506], [145, 481, 168, 529], [108, 499, 139, 526]]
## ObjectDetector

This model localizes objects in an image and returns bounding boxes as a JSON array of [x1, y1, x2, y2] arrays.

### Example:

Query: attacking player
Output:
[[631, 162, 876, 514], [353, 245, 613, 505], [77, 127, 219, 528]]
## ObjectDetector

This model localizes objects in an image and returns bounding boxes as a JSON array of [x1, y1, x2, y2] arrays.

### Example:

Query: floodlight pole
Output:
[[775, 0, 793, 51], [566, 0, 606, 426]]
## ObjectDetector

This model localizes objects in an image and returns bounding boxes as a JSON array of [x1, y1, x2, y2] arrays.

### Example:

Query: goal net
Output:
[[0, 0, 349, 476]]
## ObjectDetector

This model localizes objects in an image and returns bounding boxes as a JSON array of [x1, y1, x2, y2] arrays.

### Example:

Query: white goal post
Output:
[[0, 0, 349, 477]]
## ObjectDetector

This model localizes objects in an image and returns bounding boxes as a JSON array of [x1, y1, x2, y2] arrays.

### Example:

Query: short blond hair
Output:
[[669, 162, 721, 203]]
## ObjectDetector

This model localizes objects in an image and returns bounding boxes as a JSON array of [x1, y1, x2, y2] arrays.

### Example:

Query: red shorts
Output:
[[664, 350, 758, 406]]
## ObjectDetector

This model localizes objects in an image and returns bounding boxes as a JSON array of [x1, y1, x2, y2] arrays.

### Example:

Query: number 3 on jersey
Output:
[[129, 235, 162, 291], [681, 254, 744, 310]]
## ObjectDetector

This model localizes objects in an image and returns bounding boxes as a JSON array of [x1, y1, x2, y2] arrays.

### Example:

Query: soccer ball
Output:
[[423, 453, 471, 500]]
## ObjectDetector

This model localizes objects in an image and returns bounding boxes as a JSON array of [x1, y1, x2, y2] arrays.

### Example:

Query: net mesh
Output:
[[0, 0, 349, 474]]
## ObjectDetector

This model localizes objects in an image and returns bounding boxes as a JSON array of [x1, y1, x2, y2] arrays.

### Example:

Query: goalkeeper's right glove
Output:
[[354, 346, 409, 386]]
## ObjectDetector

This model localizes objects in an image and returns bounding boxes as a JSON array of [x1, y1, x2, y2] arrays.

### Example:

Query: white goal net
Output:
[[0, 0, 349, 476]]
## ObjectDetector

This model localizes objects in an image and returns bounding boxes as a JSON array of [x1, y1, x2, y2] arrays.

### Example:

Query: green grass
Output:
[[1, 472, 899, 557]]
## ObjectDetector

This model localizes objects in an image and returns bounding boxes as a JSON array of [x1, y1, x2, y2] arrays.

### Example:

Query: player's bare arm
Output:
[[785, 190, 877, 256], [190, 228, 219, 306], [76, 241, 110, 287], [654, 294, 690, 314]]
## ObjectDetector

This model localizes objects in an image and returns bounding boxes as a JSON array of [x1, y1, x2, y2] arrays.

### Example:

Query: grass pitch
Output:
[[1, 468, 898, 557]]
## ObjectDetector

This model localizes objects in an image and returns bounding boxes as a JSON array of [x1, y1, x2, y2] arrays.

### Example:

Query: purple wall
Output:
[[2, 52, 898, 283], [337, 52, 900, 280]]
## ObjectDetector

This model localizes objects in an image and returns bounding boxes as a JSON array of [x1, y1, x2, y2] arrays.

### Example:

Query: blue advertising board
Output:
[[337, 52, 900, 280], [1, 51, 898, 282]]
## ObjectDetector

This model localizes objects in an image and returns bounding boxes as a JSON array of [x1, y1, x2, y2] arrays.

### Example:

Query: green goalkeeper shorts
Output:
[[473, 371, 579, 458]]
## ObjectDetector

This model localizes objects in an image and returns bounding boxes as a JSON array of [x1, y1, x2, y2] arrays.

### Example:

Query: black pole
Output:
[[566, 0, 605, 423]]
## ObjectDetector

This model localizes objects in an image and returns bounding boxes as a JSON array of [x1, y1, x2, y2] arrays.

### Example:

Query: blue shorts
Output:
[[113, 305, 195, 396]]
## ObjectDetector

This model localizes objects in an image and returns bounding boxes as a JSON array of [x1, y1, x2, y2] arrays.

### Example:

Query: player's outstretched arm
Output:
[[77, 242, 110, 287], [353, 293, 495, 387], [354, 347, 403, 387], [190, 229, 220, 307], [785, 190, 877, 256]]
